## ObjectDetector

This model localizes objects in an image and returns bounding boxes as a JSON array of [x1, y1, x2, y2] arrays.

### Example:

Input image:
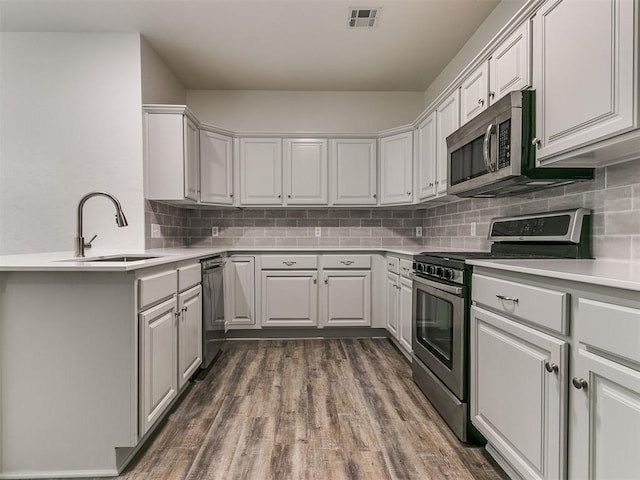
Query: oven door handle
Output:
[[410, 273, 463, 296]]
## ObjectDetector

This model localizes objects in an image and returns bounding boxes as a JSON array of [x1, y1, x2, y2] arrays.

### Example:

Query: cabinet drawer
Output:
[[138, 269, 177, 310], [472, 274, 568, 334], [386, 256, 400, 274], [178, 263, 201, 292], [578, 298, 640, 364], [323, 255, 371, 269], [399, 259, 412, 278], [261, 255, 318, 270]]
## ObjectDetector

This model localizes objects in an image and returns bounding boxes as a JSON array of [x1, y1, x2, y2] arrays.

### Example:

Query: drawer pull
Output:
[[496, 294, 519, 304], [544, 362, 558, 374], [340, 260, 354, 265], [388, 263, 394, 267], [283, 261, 297, 266], [572, 377, 588, 390]]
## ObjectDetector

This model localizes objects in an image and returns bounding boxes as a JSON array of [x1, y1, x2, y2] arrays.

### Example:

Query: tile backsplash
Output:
[[145, 160, 640, 260]]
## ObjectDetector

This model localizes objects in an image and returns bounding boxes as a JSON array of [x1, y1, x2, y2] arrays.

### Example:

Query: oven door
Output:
[[411, 273, 466, 400]]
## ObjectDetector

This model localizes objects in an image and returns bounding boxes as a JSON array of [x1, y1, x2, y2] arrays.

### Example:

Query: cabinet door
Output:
[[284, 138, 328, 205], [261, 271, 318, 327], [386, 272, 399, 336], [225, 256, 255, 326], [240, 138, 282, 205], [398, 276, 413, 353], [460, 62, 489, 125], [471, 306, 567, 480], [184, 117, 200, 201], [139, 297, 178, 435], [569, 348, 640, 480], [322, 270, 371, 327], [489, 21, 531, 104], [416, 112, 437, 200], [178, 285, 202, 389], [200, 130, 233, 205], [533, 0, 635, 161], [435, 90, 460, 195], [330, 139, 377, 205], [380, 132, 413, 205]]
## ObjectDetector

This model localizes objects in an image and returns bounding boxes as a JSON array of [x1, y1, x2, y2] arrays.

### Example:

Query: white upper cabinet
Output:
[[460, 62, 489, 125], [240, 138, 283, 205], [330, 138, 377, 205], [200, 130, 233, 205], [533, 0, 636, 162], [284, 139, 328, 205], [460, 21, 531, 127], [489, 21, 531, 104], [380, 131, 413, 205], [435, 90, 460, 195], [144, 107, 200, 203], [415, 112, 437, 201]]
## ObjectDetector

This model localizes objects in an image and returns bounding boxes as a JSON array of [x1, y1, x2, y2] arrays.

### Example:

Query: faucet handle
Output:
[[84, 234, 98, 249]]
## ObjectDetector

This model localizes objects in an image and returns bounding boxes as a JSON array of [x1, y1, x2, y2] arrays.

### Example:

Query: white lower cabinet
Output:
[[138, 263, 202, 436], [261, 270, 318, 327], [178, 285, 203, 388], [471, 305, 567, 480], [139, 298, 178, 435], [321, 270, 371, 327], [225, 256, 256, 327], [386, 271, 399, 337]]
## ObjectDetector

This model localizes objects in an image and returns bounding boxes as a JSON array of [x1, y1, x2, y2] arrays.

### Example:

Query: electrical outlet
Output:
[[151, 223, 161, 238], [471, 222, 476, 236], [315, 227, 322, 237], [415, 226, 423, 237], [212, 226, 219, 237]]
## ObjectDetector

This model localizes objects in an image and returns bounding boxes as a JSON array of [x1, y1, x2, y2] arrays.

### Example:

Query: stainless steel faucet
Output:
[[74, 191, 128, 257]]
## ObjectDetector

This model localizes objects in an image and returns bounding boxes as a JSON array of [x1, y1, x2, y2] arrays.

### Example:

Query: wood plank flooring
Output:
[[119, 339, 508, 480]]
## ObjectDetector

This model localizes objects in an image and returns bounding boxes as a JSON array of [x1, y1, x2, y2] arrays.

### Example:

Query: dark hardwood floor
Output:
[[119, 339, 508, 480]]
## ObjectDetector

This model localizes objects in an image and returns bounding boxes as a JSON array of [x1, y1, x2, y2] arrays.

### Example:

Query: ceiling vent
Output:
[[348, 8, 380, 28]]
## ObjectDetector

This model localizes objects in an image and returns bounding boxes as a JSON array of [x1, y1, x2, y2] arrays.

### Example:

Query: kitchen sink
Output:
[[61, 255, 162, 262]]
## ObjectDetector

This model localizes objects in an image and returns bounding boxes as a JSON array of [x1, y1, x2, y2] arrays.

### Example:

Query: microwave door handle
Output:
[[483, 124, 496, 172]]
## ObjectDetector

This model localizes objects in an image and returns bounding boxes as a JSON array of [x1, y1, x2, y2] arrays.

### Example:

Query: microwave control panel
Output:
[[497, 119, 511, 170]]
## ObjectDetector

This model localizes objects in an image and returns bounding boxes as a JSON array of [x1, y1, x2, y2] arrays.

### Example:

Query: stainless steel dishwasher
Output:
[[200, 255, 226, 371]]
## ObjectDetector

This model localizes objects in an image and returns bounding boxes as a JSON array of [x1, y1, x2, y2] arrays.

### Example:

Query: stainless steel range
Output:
[[411, 208, 592, 442]]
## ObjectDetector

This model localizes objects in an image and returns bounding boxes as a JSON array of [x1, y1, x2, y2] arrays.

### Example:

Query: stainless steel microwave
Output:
[[446, 90, 594, 197]]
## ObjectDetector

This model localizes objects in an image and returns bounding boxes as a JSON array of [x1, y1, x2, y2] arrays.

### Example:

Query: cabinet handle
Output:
[[532, 137, 542, 148], [388, 263, 394, 267], [545, 362, 559, 373], [230, 193, 233, 198], [283, 261, 297, 266], [478, 98, 485, 106], [435, 181, 439, 185], [288, 195, 291, 198], [407, 191, 411, 195], [373, 193, 377, 198], [489, 91, 495, 99], [429, 182, 434, 187], [313, 278, 317, 284], [278, 194, 282, 198], [174, 312, 181, 318], [340, 260, 354, 265], [496, 294, 519, 304], [324, 278, 329, 284], [182, 306, 188, 313], [572, 377, 588, 390]]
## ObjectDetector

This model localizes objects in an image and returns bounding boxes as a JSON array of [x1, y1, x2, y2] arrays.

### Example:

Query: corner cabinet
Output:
[[380, 131, 413, 205], [330, 138, 377, 205], [144, 106, 200, 203], [200, 129, 233, 205], [533, 0, 637, 164]]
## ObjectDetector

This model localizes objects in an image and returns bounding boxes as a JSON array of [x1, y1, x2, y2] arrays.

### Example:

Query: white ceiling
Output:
[[0, 0, 500, 91]]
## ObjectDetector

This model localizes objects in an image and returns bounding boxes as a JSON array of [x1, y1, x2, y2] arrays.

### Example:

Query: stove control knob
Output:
[[425, 265, 433, 275], [416, 263, 423, 272], [436, 267, 444, 277], [442, 269, 453, 280]]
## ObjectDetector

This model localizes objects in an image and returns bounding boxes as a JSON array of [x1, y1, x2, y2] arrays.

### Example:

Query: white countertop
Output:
[[467, 258, 640, 292], [0, 247, 423, 272]]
